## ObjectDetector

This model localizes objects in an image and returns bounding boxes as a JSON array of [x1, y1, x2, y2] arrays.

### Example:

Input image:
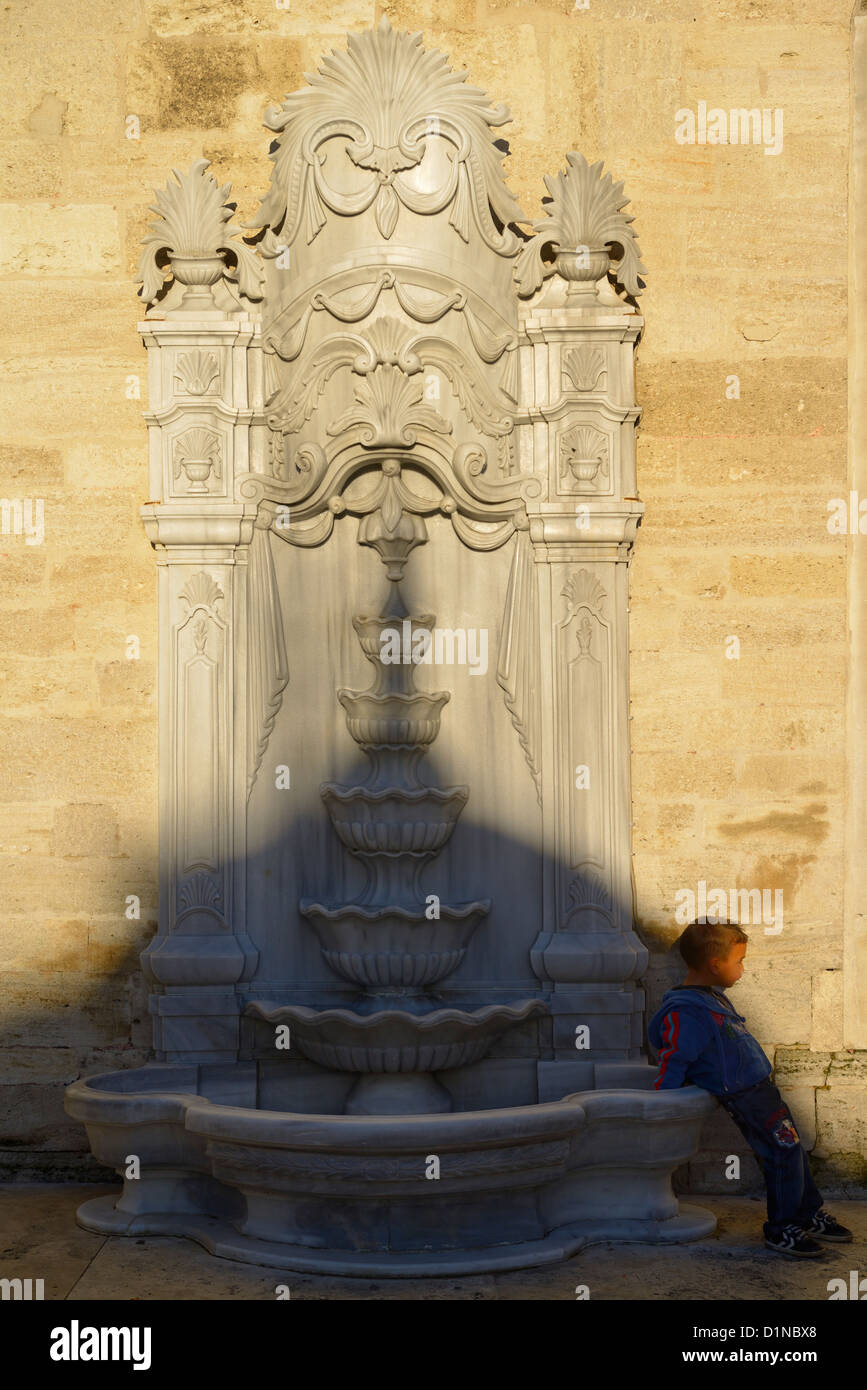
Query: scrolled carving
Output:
[[252, 17, 526, 257], [452, 442, 540, 509]]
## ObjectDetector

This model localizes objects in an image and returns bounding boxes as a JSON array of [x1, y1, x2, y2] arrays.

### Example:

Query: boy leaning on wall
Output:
[[648, 920, 854, 1258]]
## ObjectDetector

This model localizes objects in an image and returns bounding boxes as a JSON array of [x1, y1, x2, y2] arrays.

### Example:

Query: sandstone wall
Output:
[[0, 0, 861, 1191]]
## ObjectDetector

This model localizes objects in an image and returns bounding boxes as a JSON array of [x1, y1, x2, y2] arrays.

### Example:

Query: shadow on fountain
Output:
[[62, 523, 719, 1272], [61, 779, 721, 1274]]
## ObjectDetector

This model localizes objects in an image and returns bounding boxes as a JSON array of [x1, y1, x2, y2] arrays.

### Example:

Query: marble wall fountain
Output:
[[65, 18, 715, 1275]]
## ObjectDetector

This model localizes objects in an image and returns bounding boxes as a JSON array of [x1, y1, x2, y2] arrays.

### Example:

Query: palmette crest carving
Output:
[[253, 16, 527, 254]]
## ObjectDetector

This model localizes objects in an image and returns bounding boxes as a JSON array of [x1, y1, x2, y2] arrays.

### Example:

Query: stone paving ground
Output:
[[1, 1186, 866, 1300]]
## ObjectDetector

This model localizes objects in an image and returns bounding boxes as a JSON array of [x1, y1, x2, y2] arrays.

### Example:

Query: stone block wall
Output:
[[0, 0, 862, 1190]]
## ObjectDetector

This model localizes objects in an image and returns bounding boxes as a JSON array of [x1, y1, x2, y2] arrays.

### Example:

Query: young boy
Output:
[[648, 920, 853, 1258]]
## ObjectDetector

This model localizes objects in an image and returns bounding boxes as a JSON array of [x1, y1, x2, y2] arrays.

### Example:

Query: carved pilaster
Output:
[[136, 217, 279, 1056], [514, 166, 648, 1062]]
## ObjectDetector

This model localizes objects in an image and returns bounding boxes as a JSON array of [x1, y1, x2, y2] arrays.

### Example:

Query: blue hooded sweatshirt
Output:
[[647, 986, 772, 1096]]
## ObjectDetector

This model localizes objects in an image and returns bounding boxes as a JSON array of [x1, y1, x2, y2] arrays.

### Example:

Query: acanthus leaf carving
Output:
[[327, 364, 451, 449], [417, 340, 513, 438]]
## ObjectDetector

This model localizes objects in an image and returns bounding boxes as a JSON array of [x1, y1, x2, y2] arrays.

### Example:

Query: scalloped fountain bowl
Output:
[[300, 900, 491, 986], [248, 999, 547, 1113], [65, 1064, 715, 1276]]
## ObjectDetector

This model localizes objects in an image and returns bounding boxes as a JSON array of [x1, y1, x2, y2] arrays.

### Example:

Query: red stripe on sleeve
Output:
[[654, 1010, 680, 1089]]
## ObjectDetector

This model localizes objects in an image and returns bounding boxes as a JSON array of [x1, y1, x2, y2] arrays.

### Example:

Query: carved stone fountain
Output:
[[66, 18, 714, 1274]]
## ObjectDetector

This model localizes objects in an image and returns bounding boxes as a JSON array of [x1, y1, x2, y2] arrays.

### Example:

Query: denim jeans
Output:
[[719, 1077, 823, 1234]]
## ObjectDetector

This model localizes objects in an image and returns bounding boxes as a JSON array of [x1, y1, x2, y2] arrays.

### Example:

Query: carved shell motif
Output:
[[178, 872, 223, 912], [563, 346, 606, 393], [566, 872, 615, 927], [561, 570, 606, 616], [180, 571, 224, 613], [175, 350, 220, 395], [253, 17, 527, 254]]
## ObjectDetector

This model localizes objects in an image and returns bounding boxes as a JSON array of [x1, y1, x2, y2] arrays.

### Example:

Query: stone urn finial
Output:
[[515, 151, 646, 301], [137, 158, 271, 309]]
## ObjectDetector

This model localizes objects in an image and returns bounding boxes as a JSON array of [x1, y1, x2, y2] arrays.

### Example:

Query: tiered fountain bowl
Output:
[[248, 555, 547, 1114]]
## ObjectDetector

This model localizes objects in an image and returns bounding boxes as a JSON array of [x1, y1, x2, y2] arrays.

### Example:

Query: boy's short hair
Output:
[[677, 920, 748, 969]]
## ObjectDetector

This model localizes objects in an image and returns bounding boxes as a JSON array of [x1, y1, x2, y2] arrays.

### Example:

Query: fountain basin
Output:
[[65, 1065, 716, 1277]]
